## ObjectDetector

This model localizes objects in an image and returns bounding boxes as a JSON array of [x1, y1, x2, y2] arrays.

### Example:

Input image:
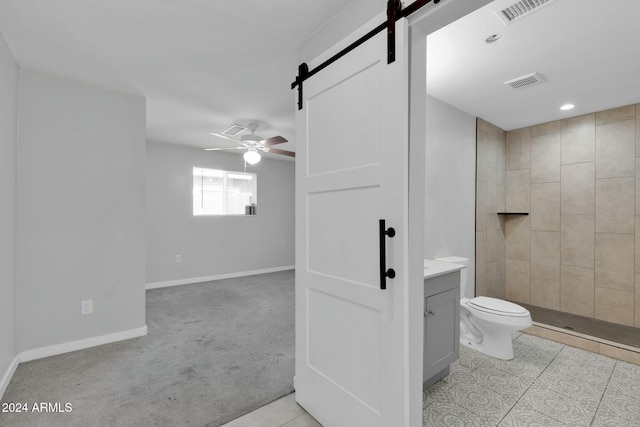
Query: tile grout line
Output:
[[531, 322, 640, 354], [468, 335, 562, 426], [279, 412, 311, 427], [589, 360, 617, 427], [426, 334, 628, 427], [436, 367, 506, 427], [493, 337, 567, 427], [423, 355, 496, 423], [472, 358, 521, 427], [530, 342, 615, 426]]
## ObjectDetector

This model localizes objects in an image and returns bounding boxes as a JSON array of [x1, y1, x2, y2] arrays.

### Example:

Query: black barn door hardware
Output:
[[386, 0, 402, 64], [291, 0, 440, 110], [293, 63, 309, 110], [379, 219, 396, 290]]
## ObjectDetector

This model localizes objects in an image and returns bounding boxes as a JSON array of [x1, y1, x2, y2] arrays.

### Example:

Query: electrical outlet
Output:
[[81, 299, 93, 315], [176, 254, 182, 263]]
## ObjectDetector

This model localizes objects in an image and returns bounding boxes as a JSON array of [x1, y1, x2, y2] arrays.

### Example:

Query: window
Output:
[[193, 167, 257, 216]]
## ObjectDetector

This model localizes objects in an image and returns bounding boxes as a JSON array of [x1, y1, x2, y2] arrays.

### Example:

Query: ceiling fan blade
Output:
[[203, 146, 245, 151], [260, 135, 288, 146], [209, 132, 241, 144], [268, 147, 295, 157]]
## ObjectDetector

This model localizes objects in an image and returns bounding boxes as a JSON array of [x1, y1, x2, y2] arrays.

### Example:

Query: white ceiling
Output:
[[0, 0, 355, 158], [427, 0, 640, 131], [1, 0, 638, 154]]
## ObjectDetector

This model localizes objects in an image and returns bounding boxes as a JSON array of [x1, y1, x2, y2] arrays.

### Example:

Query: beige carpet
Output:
[[0, 270, 295, 427]]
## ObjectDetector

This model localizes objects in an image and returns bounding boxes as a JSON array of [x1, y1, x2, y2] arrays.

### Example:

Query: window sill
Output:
[[193, 213, 257, 217]]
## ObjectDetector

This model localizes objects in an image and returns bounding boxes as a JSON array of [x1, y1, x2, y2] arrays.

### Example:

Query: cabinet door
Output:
[[424, 287, 459, 380]]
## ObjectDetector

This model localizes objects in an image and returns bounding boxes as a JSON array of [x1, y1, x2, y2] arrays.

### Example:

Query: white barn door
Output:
[[294, 17, 411, 427]]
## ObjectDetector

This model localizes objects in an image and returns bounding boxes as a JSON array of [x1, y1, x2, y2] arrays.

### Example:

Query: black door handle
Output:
[[379, 219, 396, 290]]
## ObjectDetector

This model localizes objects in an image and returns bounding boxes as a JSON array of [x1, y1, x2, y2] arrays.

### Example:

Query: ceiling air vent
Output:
[[504, 72, 544, 89], [495, 0, 556, 25], [221, 124, 247, 136]]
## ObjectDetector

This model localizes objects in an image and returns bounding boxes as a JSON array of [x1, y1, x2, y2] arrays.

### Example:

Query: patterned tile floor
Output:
[[224, 332, 640, 427], [423, 332, 640, 427]]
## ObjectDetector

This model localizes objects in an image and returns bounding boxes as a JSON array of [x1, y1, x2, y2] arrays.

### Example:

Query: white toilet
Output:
[[435, 256, 532, 360]]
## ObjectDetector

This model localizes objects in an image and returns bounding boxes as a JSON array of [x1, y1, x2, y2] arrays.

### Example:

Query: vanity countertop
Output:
[[423, 259, 465, 279]]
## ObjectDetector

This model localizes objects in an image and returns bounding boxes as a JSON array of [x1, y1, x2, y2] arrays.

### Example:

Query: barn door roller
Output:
[[291, 0, 440, 110]]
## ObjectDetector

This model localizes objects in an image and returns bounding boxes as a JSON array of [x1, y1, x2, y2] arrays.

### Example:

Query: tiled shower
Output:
[[476, 103, 640, 330]]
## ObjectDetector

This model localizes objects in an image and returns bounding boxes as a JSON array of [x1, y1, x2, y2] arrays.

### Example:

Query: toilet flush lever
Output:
[[379, 219, 396, 290]]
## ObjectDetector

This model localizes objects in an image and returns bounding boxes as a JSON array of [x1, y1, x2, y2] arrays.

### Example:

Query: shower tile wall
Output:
[[476, 118, 506, 300], [498, 103, 640, 328]]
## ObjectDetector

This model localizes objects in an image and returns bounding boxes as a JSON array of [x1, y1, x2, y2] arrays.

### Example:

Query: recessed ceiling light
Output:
[[560, 104, 575, 111], [485, 34, 503, 43]]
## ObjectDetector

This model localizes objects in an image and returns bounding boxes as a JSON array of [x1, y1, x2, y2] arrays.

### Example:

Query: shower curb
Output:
[[525, 322, 640, 366]]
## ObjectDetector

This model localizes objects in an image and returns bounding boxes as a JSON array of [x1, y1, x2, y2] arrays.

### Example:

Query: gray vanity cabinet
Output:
[[423, 270, 460, 388]]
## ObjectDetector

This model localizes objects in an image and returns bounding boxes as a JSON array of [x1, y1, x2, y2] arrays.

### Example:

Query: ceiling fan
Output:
[[205, 122, 294, 164]]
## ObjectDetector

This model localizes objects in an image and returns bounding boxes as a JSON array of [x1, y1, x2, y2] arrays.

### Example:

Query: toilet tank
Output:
[[434, 256, 471, 298]]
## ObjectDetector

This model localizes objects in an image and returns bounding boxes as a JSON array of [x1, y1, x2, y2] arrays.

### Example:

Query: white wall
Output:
[[424, 95, 476, 296], [299, 0, 385, 63], [16, 69, 146, 352], [0, 30, 18, 392], [145, 142, 295, 285]]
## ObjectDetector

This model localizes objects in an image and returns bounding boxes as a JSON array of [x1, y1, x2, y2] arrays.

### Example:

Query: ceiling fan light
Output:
[[243, 150, 261, 164]]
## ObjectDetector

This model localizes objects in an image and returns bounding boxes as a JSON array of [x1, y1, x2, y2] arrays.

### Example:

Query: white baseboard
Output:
[[146, 265, 295, 290], [18, 325, 148, 363], [1, 266, 294, 398], [1, 325, 147, 400], [0, 354, 19, 400]]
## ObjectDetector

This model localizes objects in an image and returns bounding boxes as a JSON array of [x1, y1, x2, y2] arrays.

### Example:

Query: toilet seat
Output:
[[467, 296, 530, 318]]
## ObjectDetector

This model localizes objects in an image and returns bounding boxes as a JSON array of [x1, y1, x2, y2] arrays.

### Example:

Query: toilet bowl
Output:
[[434, 257, 532, 360], [460, 296, 531, 359]]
